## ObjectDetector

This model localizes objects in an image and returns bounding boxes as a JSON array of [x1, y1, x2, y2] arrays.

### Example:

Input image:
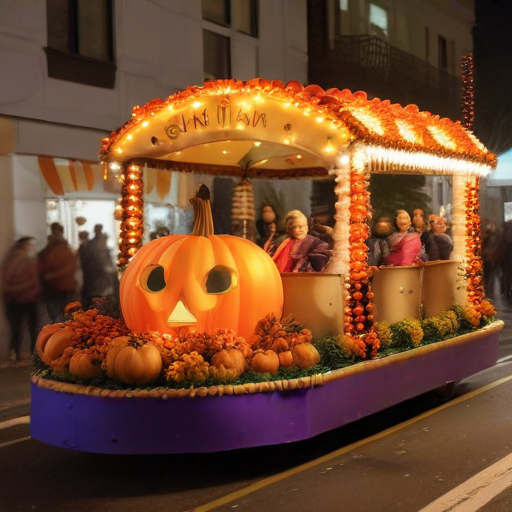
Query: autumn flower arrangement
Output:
[[34, 302, 322, 388], [33, 297, 497, 390]]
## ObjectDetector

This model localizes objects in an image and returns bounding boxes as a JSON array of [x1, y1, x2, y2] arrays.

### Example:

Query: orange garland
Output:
[[118, 164, 144, 268], [464, 176, 484, 307], [342, 148, 379, 358]]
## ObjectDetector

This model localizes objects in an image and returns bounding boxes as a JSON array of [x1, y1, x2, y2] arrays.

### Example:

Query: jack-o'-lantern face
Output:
[[120, 234, 284, 340]]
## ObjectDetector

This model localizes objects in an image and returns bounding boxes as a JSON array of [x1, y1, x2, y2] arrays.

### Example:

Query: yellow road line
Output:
[[191, 374, 512, 512], [0, 415, 30, 430], [0, 436, 31, 449]]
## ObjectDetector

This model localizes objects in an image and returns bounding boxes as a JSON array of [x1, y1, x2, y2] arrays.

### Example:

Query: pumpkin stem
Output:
[[190, 184, 214, 237]]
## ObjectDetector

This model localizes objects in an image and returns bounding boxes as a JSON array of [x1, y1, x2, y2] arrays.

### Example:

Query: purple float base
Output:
[[31, 328, 500, 454]]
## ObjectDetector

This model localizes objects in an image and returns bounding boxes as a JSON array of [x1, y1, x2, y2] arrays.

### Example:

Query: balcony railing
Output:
[[309, 35, 462, 119]]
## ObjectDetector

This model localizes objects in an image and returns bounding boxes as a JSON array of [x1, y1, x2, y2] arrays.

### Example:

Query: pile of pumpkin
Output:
[[35, 304, 321, 388]]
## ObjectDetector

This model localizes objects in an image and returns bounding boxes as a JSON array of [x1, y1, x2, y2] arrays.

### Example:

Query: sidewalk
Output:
[[0, 363, 32, 421]]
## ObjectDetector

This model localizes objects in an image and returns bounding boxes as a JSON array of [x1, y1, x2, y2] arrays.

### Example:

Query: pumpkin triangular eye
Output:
[[205, 265, 238, 294], [140, 265, 166, 292]]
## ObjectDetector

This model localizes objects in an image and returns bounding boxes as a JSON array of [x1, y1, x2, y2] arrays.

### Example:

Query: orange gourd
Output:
[[292, 343, 320, 369], [251, 349, 280, 374], [104, 336, 162, 385], [36, 324, 73, 366], [69, 351, 103, 380], [209, 349, 247, 381], [119, 185, 283, 341], [278, 350, 294, 368]]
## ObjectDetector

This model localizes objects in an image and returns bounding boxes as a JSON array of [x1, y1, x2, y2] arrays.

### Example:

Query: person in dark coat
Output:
[[368, 216, 394, 267], [2, 237, 42, 362], [430, 216, 453, 260], [79, 224, 118, 310], [271, 210, 331, 272], [39, 223, 77, 322], [412, 208, 440, 261]]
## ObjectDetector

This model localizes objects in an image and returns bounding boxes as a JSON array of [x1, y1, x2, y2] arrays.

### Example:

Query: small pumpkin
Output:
[[104, 336, 162, 385], [209, 349, 247, 381], [69, 351, 103, 380], [278, 350, 294, 368], [35, 324, 73, 366], [251, 349, 279, 374], [292, 343, 320, 369]]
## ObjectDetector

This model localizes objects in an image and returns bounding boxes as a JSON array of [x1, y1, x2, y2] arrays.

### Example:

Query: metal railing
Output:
[[310, 35, 461, 118]]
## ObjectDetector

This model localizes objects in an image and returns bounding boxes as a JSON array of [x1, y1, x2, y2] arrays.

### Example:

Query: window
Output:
[[234, 0, 258, 37], [203, 0, 258, 37], [202, 0, 258, 80], [369, 2, 388, 39], [339, 0, 349, 11], [45, 0, 116, 88], [438, 35, 448, 70], [203, 30, 231, 80], [202, 0, 231, 27]]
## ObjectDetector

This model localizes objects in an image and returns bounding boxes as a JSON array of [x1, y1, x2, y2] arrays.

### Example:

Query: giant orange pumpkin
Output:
[[120, 185, 283, 341]]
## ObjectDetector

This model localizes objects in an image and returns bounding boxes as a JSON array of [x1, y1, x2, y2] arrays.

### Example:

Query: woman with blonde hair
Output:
[[271, 210, 331, 272]]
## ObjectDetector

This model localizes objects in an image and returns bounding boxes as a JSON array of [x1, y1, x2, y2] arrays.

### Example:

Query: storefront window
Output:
[[46, 198, 118, 262]]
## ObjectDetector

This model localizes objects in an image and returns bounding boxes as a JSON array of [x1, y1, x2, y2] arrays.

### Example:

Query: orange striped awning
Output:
[[38, 156, 97, 195]]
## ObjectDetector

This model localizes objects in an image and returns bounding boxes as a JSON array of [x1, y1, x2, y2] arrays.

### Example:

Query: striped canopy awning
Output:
[[38, 156, 97, 195]]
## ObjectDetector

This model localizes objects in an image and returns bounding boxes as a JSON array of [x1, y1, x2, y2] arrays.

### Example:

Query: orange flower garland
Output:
[[464, 176, 485, 308], [342, 145, 379, 358]]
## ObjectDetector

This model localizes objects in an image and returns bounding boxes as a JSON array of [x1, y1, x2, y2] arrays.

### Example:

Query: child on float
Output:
[[271, 210, 331, 272]]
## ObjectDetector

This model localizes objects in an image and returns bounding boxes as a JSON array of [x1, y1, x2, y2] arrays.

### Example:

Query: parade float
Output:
[[31, 74, 503, 454]]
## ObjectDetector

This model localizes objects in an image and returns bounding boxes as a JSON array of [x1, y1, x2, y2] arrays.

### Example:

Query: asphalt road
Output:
[[1, 299, 512, 512]]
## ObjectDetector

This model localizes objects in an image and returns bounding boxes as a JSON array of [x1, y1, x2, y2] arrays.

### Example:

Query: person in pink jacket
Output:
[[2, 237, 42, 363], [385, 210, 423, 266]]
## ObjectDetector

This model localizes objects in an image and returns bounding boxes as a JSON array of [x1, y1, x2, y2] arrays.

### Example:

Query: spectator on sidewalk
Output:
[[79, 224, 119, 310], [2, 237, 42, 364], [39, 222, 77, 322]]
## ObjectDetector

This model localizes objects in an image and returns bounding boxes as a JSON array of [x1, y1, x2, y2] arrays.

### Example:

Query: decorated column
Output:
[[118, 163, 144, 268], [341, 143, 379, 358], [460, 53, 485, 307]]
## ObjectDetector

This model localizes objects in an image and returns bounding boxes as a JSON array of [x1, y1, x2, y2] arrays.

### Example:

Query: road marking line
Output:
[[0, 436, 31, 449], [0, 416, 30, 430], [419, 453, 512, 511], [0, 398, 30, 412], [191, 374, 512, 512]]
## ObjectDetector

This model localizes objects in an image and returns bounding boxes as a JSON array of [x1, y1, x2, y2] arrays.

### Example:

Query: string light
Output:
[[461, 53, 475, 130], [118, 163, 144, 268]]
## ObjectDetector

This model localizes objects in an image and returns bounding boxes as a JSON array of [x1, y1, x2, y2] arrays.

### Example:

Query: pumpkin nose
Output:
[[167, 300, 197, 326]]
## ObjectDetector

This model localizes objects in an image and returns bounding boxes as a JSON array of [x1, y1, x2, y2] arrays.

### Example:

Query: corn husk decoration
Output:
[[231, 179, 256, 242]]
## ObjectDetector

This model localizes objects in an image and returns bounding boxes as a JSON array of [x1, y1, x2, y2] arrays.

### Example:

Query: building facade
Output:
[[0, 0, 308, 360]]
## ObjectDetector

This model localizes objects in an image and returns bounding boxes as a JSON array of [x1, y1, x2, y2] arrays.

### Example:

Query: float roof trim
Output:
[[100, 78, 496, 178]]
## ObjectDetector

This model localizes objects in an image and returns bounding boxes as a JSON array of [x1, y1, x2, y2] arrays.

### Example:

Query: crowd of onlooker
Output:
[[482, 219, 512, 302], [1, 222, 118, 366]]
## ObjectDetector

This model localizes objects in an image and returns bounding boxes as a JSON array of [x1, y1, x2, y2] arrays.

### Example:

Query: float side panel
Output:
[[30, 330, 500, 454]]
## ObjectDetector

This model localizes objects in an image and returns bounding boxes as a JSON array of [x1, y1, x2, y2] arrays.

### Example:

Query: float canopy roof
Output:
[[100, 79, 496, 178]]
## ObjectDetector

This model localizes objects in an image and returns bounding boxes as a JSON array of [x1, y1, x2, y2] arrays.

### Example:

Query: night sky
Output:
[[473, 0, 512, 154]]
